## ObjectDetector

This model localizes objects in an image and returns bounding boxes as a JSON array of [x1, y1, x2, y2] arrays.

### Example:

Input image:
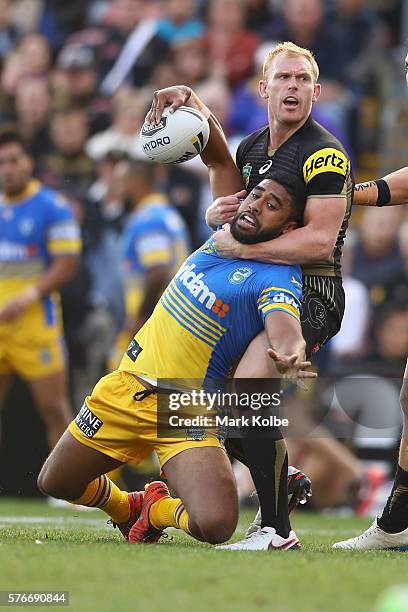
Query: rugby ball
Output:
[[140, 106, 210, 164]]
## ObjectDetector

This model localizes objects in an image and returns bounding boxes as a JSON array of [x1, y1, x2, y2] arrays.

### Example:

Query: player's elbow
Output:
[[59, 255, 79, 285]]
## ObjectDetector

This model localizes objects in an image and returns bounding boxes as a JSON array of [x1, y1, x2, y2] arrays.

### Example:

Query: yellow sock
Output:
[[149, 497, 191, 534], [72, 475, 130, 524]]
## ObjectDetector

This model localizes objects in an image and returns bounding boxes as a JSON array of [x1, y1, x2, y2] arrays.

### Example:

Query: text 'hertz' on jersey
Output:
[[235, 116, 353, 278], [0, 179, 81, 318], [119, 238, 302, 386]]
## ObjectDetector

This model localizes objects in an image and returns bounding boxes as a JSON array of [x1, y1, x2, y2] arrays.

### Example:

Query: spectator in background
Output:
[[39, 107, 95, 194], [0, 0, 19, 68], [201, 0, 260, 87], [158, 0, 204, 44], [334, 0, 386, 91], [370, 306, 408, 375], [172, 37, 208, 88], [87, 149, 130, 232], [61, 190, 125, 411], [330, 238, 370, 359], [88, 150, 128, 238], [86, 87, 147, 161], [98, 0, 170, 94], [12, 0, 87, 51], [243, 0, 275, 31], [0, 32, 51, 100], [52, 42, 109, 134], [14, 77, 52, 161], [18, 32, 52, 78], [352, 207, 405, 307], [228, 42, 269, 136]]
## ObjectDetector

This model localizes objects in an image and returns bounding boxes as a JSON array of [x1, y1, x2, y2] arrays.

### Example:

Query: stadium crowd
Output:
[[1, 0, 408, 512]]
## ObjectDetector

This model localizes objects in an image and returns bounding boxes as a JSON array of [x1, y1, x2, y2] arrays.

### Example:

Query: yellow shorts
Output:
[[68, 370, 222, 469], [0, 303, 65, 380]]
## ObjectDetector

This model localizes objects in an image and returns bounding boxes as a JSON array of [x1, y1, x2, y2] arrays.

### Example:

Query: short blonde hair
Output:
[[262, 41, 319, 82]]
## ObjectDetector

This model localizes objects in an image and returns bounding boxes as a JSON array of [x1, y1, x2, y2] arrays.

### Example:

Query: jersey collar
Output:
[[2, 179, 41, 205]]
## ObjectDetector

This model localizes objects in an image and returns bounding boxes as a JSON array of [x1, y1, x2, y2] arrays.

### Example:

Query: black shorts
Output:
[[301, 275, 345, 359]]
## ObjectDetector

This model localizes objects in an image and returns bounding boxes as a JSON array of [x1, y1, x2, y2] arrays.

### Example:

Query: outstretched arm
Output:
[[146, 86, 243, 199], [264, 311, 315, 380], [354, 167, 408, 206]]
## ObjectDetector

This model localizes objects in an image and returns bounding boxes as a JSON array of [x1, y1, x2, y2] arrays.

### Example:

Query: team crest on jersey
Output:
[[19, 218, 34, 236], [228, 267, 253, 285], [242, 163, 252, 187], [291, 275, 302, 288]]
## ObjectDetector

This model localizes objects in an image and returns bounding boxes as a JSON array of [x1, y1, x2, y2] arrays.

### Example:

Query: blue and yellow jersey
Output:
[[0, 179, 81, 321], [122, 192, 190, 318], [119, 237, 302, 385]]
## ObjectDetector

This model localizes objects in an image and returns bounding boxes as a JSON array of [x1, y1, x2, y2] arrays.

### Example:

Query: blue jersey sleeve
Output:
[[255, 266, 303, 324], [123, 218, 173, 274], [44, 190, 81, 256]]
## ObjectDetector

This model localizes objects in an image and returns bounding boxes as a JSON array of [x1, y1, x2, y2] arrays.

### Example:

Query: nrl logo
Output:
[[242, 163, 252, 187], [141, 117, 168, 137]]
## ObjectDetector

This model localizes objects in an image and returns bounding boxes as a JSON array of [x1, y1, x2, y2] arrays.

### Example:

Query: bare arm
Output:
[[354, 167, 408, 206], [214, 196, 346, 264], [146, 86, 243, 199], [264, 311, 315, 379], [127, 265, 169, 335], [0, 255, 79, 322]]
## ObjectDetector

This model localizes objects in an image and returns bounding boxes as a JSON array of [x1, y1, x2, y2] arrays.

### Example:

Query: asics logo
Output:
[[259, 160, 273, 174]]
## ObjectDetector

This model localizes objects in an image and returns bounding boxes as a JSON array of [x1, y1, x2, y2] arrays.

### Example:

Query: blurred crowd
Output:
[[1, 0, 408, 508]]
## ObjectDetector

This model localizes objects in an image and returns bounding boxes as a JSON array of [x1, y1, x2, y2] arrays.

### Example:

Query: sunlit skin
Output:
[[259, 53, 321, 149], [0, 142, 32, 196], [230, 179, 297, 244]]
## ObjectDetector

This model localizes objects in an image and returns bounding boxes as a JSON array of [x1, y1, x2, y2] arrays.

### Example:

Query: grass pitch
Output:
[[1, 499, 407, 612]]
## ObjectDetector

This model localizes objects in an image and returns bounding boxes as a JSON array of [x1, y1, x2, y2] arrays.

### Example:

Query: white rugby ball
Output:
[[140, 106, 210, 164]]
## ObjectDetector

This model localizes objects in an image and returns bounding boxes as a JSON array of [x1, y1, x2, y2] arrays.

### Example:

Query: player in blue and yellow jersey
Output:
[[0, 126, 81, 447], [111, 157, 190, 367], [38, 172, 315, 550]]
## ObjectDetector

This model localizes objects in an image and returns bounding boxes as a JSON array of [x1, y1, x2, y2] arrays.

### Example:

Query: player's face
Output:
[[259, 53, 320, 126], [0, 142, 32, 195], [230, 179, 297, 244]]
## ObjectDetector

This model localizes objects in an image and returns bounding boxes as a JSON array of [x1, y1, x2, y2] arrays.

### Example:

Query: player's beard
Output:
[[230, 216, 285, 244]]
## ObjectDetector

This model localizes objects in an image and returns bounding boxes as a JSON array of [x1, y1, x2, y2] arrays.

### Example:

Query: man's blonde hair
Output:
[[262, 42, 319, 82]]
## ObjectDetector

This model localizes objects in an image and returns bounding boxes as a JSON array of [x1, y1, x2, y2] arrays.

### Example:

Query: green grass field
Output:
[[1, 499, 407, 612]]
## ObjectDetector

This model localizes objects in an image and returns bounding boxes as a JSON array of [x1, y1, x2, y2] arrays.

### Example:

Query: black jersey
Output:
[[235, 116, 353, 280]]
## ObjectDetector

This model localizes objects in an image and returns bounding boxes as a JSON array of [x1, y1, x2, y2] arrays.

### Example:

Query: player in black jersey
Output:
[[146, 41, 353, 550]]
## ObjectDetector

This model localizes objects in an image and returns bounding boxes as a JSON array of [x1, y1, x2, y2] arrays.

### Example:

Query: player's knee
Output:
[[37, 463, 73, 500], [193, 507, 237, 544]]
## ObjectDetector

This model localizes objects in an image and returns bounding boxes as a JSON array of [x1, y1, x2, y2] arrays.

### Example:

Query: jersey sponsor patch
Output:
[[241, 163, 253, 187], [75, 404, 103, 438], [303, 147, 348, 184], [126, 339, 143, 362]]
